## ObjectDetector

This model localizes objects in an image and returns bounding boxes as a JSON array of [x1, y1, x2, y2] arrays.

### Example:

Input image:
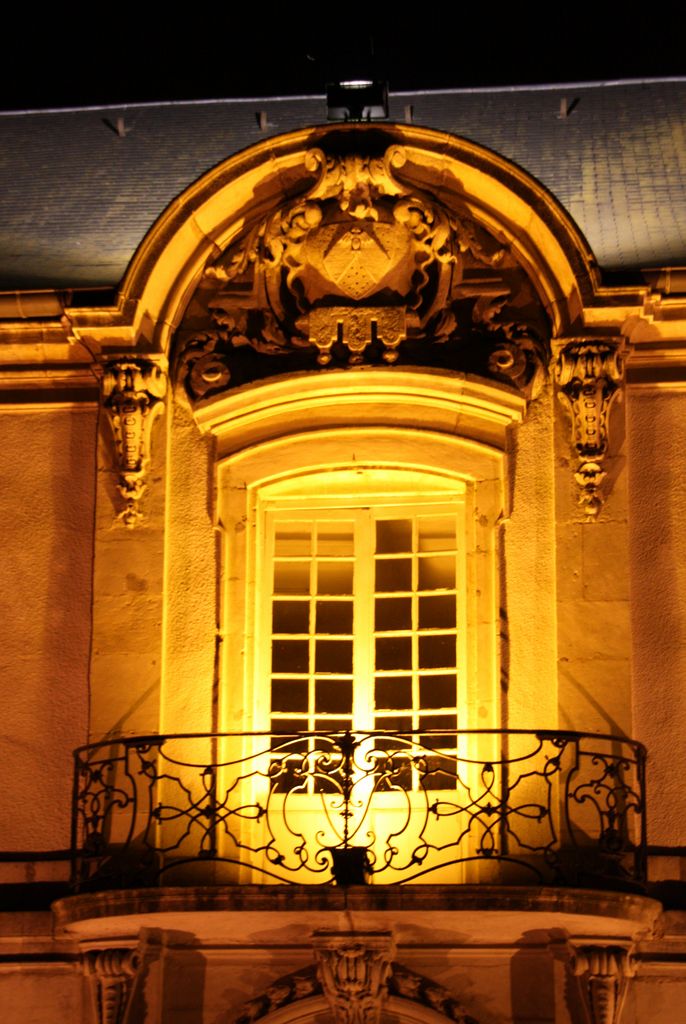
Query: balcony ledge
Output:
[[53, 884, 661, 945]]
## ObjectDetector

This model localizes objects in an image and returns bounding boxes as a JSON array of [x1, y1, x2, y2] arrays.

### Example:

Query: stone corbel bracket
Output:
[[101, 360, 167, 528], [554, 338, 624, 517], [84, 947, 141, 1024], [571, 945, 636, 1024], [312, 931, 396, 1024]]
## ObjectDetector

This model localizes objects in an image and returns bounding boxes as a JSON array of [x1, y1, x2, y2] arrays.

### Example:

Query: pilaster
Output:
[[89, 358, 168, 738]]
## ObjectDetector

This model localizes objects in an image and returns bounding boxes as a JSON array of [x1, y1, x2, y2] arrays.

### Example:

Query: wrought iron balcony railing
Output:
[[71, 730, 646, 891]]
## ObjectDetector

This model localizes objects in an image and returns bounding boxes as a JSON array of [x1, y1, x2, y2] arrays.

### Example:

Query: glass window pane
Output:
[[375, 676, 412, 710], [317, 523, 354, 557], [317, 561, 353, 595], [315, 639, 353, 674], [375, 597, 412, 631], [420, 713, 457, 732], [420, 713, 458, 752], [274, 562, 310, 595], [418, 594, 456, 629], [274, 525, 312, 557], [376, 558, 412, 592], [273, 600, 309, 634], [272, 678, 309, 713], [376, 636, 412, 670], [271, 717, 306, 735], [417, 516, 455, 552], [418, 634, 456, 669], [420, 735, 456, 752], [316, 600, 353, 634], [419, 673, 457, 709], [376, 519, 412, 553], [315, 717, 351, 734], [422, 755, 456, 790], [375, 715, 413, 733], [418, 556, 455, 590], [315, 678, 353, 714], [272, 639, 309, 673]]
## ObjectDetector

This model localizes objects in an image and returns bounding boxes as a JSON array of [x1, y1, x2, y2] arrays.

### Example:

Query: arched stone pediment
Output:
[[116, 123, 600, 367], [173, 134, 552, 403], [95, 123, 628, 518]]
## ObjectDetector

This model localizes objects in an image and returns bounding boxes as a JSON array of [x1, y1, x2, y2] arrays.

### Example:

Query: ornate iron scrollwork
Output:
[[71, 728, 646, 891]]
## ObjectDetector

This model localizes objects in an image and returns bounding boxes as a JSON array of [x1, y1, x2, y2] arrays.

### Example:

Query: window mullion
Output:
[[353, 510, 374, 732]]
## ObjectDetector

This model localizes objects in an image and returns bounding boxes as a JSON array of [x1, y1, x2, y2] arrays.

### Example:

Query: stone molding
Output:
[[84, 947, 140, 1024], [234, 950, 478, 1024], [571, 945, 636, 1024], [554, 338, 624, 516], [101, 360, 167, 528]]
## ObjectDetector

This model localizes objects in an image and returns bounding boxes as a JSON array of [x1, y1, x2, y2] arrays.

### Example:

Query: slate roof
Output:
[[1, 79, 685, 290]]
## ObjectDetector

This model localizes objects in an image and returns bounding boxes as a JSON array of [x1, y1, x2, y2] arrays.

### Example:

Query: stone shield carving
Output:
[[175, 142, 549, 402]]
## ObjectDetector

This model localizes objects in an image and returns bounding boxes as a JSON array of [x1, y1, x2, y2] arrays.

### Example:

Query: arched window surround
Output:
[[208, 369, 525, 739]]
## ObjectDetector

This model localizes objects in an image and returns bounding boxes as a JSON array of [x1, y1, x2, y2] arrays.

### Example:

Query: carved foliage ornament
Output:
[[234, 955, 478, 1024], [313, 932, 395, 1024], [571, 946, 636, 1024], [176, 143, 548, 401], [554, 339, 624, 516], [102, 361, 167, 528], [84, 947, 140, 1024]]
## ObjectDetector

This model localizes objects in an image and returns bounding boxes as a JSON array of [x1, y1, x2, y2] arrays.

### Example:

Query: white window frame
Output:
[[254, 483, 468, 741]]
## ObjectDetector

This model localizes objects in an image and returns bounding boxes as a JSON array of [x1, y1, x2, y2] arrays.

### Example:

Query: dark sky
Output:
[[2, 13, 683, 111]]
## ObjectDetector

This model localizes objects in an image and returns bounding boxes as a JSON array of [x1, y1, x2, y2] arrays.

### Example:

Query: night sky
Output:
[[2, 12, 683, 111]]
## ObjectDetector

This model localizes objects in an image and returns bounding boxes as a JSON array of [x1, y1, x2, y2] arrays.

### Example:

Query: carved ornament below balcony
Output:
[[554, 339, 624, 516], [84, 947, 140, 1024], [313, 932, 395, 1024], [571, 945, 636, 1024], [101, 360, 167, 528], [233, 958, 479, 1024], [175, 144, 549, 402]]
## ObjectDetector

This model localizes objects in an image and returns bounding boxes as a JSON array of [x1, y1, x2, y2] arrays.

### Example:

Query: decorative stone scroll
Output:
[[234, 966, 322, 1024], [554, 339, 624, 516], [84, 947, 140, 1024], [571, 945, 635, 1024], [101, 361, 167, 528], [175, 141, 549, 403], [233, 958, 479, 1024], [312, 932, 396, 1024], [388, 965, 479, 1024]]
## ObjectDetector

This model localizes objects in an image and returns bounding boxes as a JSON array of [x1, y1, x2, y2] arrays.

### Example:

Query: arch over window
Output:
[[212, 372, 523, 740], [120, 122, 601, 367]]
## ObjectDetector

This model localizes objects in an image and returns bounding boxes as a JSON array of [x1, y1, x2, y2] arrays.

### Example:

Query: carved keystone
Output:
[[309, 307, 406, 364], [84, 947, 140, 1024], [312, 931, 395, 1024], [102, 361, 167, 528], [571, 945, 635, 1024], [554, 339, 624, 516]]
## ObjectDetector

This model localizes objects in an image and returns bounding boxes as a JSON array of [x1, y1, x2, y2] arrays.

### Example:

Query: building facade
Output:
[[1, 85, 686, 1023]]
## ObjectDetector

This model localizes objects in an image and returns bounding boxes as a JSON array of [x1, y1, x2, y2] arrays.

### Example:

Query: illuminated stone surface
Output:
[[1, 115, 686, 1023]]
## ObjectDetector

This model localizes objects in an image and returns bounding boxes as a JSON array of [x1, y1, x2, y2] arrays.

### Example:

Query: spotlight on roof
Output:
[[326, 80, 389, 122]]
